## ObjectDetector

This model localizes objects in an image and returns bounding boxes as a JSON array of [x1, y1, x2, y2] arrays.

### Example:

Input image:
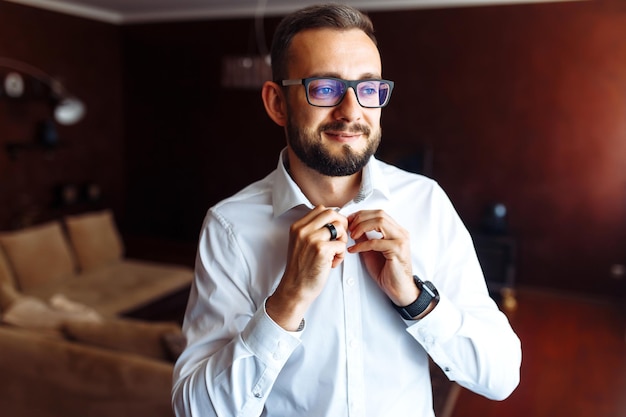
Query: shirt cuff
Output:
[[405, 295, 462, 347], [240, 301, 302, 367]]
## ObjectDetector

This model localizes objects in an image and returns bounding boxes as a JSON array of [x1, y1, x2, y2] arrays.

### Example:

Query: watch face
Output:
[[4, 72, 25, 98]]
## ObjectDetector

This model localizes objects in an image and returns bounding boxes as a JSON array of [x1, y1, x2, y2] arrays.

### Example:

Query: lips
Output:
[[326, 131, 363, 138], [324, 131, 365, 144], [320, 121, 371, 144]]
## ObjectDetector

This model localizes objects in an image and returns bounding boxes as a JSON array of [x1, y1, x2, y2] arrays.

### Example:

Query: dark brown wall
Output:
[[121, 18, 284, 240], [372, 1, 626, 295], [0, 2, 125, 228], [1, 0, 624, 297]]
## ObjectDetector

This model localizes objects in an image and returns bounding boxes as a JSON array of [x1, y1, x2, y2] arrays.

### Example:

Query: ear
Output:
[[262, 81, 288, 127]]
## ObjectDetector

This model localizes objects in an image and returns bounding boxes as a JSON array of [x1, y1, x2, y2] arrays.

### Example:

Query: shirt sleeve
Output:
[[171, 212, 301, 417], [407, 295, 521, 400], [406, 184, 522, 401]]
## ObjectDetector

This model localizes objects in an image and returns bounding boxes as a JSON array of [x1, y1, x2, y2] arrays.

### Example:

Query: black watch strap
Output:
[[393, 276, 440, 320]]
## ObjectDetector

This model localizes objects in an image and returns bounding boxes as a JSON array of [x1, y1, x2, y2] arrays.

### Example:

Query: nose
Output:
[[332, 87, 362, 122]]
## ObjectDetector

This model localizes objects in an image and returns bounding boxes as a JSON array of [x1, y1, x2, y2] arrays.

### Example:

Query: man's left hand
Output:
[[346, 210, 418, 306]]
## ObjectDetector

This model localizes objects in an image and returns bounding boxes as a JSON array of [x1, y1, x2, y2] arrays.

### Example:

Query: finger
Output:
[[313, 215, 348, 268], [323, 223, 338, 241], [347, 210, 409, 256], [309, 206, 348, 243], [348, 235, 392, 254], [295, 205, 331, 228], [348, 210, 397, 240], [330, 251, 345, 268]]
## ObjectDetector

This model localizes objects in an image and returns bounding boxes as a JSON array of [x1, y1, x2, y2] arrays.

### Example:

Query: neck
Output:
[[286, 150, 362, 208]]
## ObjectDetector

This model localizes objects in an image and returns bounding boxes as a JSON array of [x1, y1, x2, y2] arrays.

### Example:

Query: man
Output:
[[172, 4, 521, 416]]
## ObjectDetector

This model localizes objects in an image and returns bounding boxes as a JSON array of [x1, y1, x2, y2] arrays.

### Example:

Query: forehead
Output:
[[287, 28, 382, 79]]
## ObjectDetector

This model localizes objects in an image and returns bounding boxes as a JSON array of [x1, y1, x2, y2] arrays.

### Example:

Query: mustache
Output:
[[320, 121, 371, 136]]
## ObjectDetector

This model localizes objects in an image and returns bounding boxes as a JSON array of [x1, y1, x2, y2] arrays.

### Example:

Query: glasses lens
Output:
[[306, 78, 346, 106], [302, 78, 393, 108], [356, 80, 391, 108]]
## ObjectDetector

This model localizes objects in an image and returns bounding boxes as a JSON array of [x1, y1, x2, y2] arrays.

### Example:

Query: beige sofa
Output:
[[0, 209, 193, 317], [0, 209, 194, 416]]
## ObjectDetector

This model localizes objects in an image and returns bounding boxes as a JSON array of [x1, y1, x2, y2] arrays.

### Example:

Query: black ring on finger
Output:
[[324, 223, 338, 241]]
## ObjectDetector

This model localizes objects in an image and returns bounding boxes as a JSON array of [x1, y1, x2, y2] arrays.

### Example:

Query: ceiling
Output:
[[2, 0, 582, 24]]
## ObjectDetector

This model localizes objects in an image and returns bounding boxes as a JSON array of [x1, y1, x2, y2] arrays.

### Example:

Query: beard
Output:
[[286, 118, 382, 177]]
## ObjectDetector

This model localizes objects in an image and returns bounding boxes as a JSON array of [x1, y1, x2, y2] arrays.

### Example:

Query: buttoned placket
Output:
[[341, 235, 366, 417]]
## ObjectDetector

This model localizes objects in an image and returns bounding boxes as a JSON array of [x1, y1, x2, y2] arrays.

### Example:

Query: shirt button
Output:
[[444, 367, 451, 373], [346, 277, 355, 286], [418, 329, 434, 345]]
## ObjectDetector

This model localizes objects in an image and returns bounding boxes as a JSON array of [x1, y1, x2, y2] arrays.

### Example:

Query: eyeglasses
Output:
[[281, 77, 394, 108]]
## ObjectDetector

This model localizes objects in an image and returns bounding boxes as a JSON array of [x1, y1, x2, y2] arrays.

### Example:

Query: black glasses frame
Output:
[[281, 77, 394, 108]]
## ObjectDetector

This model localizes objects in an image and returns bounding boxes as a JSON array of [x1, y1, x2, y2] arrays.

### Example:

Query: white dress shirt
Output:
[[172, 149, 521, 417]]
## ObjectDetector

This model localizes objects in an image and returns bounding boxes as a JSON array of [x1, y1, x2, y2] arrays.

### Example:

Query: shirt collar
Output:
[[272, 148, 392, 218]]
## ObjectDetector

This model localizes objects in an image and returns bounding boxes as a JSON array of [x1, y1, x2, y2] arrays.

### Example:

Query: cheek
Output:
[[289, 105, 329, 130], [365, 109, 382, 126]]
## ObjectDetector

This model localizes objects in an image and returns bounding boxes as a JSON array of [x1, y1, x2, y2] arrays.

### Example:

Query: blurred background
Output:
[[0, 0, 624, 415]]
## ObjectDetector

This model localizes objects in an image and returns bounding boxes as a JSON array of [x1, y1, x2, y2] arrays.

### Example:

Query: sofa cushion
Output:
[[26, 259, 193, 316], [61, 318, 182, 362], [0, 221, 76, 292], [1, 295, 102, 334], [64, 209, 124, 272]]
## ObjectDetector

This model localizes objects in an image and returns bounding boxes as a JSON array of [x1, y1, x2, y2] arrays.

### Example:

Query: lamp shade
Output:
[[54, 97, 86, 125]]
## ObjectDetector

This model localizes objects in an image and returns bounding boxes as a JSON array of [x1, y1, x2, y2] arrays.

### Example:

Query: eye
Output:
[[357, 82, 379, 97], [308, 79, 344, 100], [314, 86, 336, 97]]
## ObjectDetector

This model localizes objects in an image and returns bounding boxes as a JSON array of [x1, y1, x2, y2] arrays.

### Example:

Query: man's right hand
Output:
[[266, 205, 348, 331]]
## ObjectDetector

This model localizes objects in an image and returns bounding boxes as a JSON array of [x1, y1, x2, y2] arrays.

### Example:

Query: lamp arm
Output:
[[0, 56, 67, 96], [0, 57, 85, 125]]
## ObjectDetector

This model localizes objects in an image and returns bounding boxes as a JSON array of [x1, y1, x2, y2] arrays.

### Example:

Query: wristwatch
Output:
[[393, 276, 440, 320]]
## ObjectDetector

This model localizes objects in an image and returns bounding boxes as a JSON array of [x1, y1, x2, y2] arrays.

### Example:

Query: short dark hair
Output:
[[270, 3, 377, 82]]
